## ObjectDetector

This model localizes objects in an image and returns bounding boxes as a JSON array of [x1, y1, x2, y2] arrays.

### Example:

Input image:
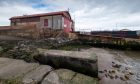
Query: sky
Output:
[[0, 0, 140, 31]]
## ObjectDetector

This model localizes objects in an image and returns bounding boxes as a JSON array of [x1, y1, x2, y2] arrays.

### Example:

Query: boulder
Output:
[[0, 57, 39, 79], [22, 65, 53, 84], [41, 71, 60, 84]]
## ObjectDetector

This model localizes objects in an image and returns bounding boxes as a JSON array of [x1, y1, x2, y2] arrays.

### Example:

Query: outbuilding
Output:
[[9, 11, 74, 33]]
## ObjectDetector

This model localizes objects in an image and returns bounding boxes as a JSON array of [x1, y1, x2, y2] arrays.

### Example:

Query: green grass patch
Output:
[[0, 78, 22, 84]]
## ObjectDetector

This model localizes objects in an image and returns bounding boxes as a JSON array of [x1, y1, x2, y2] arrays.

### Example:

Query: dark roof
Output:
[[10, 11, 72, 20]]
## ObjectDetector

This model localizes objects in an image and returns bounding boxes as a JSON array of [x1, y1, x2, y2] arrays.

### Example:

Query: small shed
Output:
[[9, 11, 74, 33]]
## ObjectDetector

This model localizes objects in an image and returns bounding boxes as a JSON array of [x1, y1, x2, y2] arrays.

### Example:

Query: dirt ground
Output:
[[0, 39, 139, 84], [82, 48, 140, 84]]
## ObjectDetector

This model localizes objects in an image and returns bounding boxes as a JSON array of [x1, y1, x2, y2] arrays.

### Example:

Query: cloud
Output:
[[0, 0, 140, 31], [0, 0, 49, 25]]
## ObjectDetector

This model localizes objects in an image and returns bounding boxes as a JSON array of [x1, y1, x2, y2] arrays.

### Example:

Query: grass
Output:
[[0, 41, 39, 62], [0, 78, 22, 84], [51, 43, 92, 51]]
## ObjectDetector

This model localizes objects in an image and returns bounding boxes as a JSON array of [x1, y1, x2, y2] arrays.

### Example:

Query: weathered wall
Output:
[[53, 15, 62, 29], [40, 15, 63, 29], [11, 17, 40, 26], [63, 17, 73, 33], [0, 25, 40, 39], [40, 16, 52, 28]]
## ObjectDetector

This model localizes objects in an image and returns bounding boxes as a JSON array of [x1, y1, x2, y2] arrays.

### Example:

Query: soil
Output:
[[91, 48, 140, 84]]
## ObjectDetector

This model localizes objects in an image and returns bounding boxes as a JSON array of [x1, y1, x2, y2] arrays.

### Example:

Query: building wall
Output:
[[63, 17, 73, 33], [53, 15, 62, 29], [40, 15, 62, 29], [11, 17, 40, 26], [10, 15, 73, 33], [40, 16, 53, 28]]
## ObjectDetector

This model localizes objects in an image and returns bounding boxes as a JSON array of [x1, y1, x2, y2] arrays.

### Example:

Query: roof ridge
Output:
[[10, 11, 70, 20]]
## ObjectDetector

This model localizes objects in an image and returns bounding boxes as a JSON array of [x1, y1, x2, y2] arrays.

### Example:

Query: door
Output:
[[44, 19, 48, 27]]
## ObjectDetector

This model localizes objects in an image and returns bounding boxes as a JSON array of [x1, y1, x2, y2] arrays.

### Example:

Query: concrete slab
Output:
[[43, 50, 97, 59], [35, 50, 98, 77], [55, 69, 98, 84]]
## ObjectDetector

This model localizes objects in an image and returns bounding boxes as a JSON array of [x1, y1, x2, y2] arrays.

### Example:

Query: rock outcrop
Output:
[[0, 57, 98, 84], [22, 65, 53, 84]]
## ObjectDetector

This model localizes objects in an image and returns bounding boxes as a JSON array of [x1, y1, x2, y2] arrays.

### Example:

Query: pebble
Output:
[[112, 62, 115, 64], [115, 75, 119, 79], [104, 70, 107, 72], [129, 72, 134, 75], [120, 77, 126, 81], [112, 64, 121, 68], [99, 71, 104, 73], [109, 70, 112, 74], [109, 75, 114, 79], [124, 75, 130, 80], [105, 74, 108, 78], [111, 70, 115, 73]]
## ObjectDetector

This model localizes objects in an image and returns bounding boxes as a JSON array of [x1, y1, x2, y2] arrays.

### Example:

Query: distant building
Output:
[[9, 11, 74, 33], [120, 29, 131, 31]]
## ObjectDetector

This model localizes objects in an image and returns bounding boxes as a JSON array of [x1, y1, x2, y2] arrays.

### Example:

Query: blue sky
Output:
[[0, 0, 140, 31]]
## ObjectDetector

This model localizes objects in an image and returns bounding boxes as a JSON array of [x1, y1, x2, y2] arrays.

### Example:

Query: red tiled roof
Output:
[[10, 11, 71, 20]]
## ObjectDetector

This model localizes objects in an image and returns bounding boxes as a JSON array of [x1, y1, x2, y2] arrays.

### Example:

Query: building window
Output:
[[44, 19, 48, 26]]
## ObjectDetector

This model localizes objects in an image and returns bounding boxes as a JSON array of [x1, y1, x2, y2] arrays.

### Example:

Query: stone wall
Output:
[[0, 25, 40, 39]]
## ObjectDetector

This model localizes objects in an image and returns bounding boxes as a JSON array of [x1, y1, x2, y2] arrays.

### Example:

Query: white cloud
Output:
[[0, 2, 49, 26], [0, 0, 140, 31]]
